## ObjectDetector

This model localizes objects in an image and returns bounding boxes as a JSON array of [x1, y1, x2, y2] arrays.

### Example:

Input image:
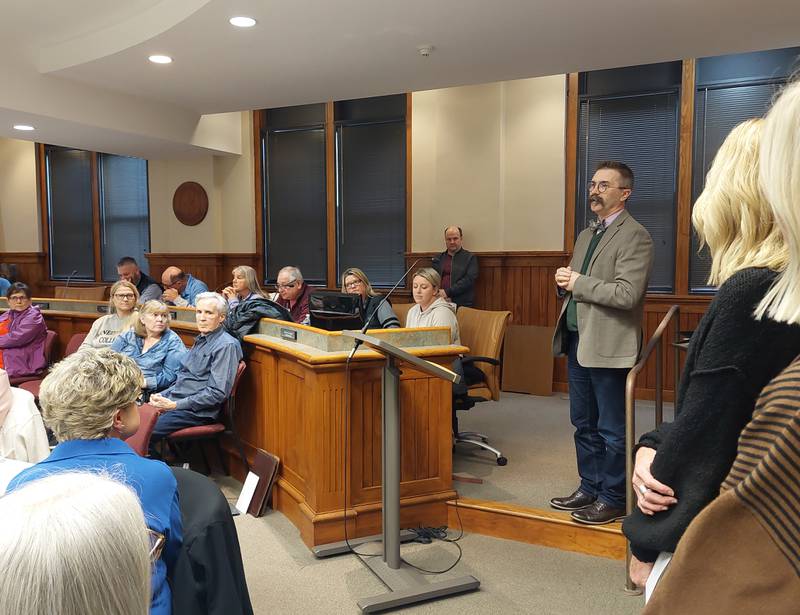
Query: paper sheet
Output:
[[235, 471, 260, 515], [645, 551, 673, 603]]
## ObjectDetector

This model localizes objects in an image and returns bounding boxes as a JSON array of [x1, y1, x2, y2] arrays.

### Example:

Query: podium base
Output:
[[358, 557, 479, 613], [312, 530, 417, 559]]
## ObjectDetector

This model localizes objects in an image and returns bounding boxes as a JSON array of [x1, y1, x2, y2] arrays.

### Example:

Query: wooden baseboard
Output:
[[447, 498, 626, 560]]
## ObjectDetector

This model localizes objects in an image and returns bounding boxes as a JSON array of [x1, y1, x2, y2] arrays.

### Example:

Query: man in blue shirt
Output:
[[148, 292, 242, 451], [161, 266, 209, 307], [0, 276, 10, 297]]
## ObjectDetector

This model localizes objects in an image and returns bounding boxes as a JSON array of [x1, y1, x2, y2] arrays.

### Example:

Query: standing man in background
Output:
[[432, 226, 479, 307], [550, 161, 654, 525]]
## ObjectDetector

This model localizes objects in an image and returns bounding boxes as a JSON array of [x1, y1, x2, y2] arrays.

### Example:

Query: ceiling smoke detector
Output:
[[417, 45, 434, 57]]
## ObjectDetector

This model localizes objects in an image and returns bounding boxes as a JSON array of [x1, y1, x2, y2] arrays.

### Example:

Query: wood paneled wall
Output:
[[0, 252, 47, 295]]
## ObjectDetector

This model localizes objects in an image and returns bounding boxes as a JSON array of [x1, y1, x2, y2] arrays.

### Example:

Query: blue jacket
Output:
[[112, 329, 187, 391], [9, 438, 183, 615]]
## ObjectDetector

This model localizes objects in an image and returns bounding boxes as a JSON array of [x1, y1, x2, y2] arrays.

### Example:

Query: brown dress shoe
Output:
[[550, 489, 596, 511], [570, 501, 626, 525]]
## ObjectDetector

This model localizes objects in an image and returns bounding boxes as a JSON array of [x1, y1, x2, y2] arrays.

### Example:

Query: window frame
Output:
[[37, 144, 152, 284]]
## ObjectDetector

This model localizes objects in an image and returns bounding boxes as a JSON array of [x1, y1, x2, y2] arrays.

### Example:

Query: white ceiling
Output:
[[1, 0, 799, 157]]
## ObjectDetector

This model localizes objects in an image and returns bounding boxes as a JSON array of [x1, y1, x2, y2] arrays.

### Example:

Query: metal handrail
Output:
[[624, 304, 681, 594]]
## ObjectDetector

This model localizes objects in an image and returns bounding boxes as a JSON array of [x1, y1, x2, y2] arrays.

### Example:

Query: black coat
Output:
[[622, 268, 800, 561], [169, 468, 254, 615], [432, 248, 478, 307], [224, 297, 292, 341]]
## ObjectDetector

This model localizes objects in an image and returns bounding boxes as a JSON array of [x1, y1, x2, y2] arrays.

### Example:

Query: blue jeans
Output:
[[567, 332, 628, 508], [149, 410, 216, 457]]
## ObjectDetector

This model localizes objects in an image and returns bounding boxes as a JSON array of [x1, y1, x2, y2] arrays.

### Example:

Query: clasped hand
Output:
[[148, 393, 177, 411], [632, 447, 678, 515], [554, 267, 579, 291]]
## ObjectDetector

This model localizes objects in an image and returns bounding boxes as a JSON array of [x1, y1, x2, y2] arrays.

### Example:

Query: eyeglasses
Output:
[[8, 295, 27, 302], [344, 280, 363, 290], [114, 293, 136, 300], [147, 529, 165, 561], [587, 181, 629, 193], [276, 282, 297, 290]]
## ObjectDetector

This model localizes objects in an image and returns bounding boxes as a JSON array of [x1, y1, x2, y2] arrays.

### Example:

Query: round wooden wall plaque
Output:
[[172, 181, 209, 226]]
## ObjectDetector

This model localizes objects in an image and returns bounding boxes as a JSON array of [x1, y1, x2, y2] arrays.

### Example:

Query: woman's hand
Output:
[[629, 554, 655, 588], [221, 286, 235, 300], [633, 447, 678, 515]]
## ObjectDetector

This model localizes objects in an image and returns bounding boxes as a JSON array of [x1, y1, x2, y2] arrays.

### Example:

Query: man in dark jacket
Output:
[[431, 226, 478, 307]]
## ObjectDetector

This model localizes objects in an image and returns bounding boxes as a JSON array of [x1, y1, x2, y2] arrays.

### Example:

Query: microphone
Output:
[[65, 269, 78, 287], [347, 259, 421, 361]]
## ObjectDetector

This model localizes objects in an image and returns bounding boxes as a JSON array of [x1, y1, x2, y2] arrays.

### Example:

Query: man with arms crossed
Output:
[[551, 161, 654, 525], [148, 292, 242, 451]]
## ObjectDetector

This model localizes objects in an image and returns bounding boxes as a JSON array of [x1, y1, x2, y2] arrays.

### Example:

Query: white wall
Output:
[[148, 112, 255, 253], [0, 138, 40, 251], [412, 75, 566, 252]]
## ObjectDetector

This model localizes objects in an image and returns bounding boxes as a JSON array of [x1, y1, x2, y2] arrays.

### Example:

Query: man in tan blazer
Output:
[[550, 161, 654, 525]]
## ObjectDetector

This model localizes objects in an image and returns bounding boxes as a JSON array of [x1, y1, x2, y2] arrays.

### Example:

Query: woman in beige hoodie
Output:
[[406, 268, 460, 345]]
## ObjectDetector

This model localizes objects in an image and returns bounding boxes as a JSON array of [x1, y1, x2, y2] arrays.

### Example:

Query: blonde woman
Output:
[[80, 280, 139, 349], [406, 268, 460, 344], [623, 118, 800, 587], [0, 472, 152, 615], [221, 265, 266, 308], [341, 267, 400, 329], [111, 300, 187, 394], [7, 348, 183, 615]]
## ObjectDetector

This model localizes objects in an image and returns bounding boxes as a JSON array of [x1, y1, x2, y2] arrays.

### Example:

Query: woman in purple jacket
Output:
[[0, 283, 47, 379]]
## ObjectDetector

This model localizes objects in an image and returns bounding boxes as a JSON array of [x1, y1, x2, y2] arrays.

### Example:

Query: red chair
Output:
[[125, 404, 161, 457], [166, 361, 249, 474], [10, 330, 58, 387], [19, 332, 88, 400]]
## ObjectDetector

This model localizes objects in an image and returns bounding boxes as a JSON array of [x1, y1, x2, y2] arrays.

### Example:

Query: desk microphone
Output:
[[346, 259, 420, 361], [65, 269, 78, 287]]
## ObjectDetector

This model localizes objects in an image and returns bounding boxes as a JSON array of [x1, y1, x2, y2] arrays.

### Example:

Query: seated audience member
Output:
[[0, 472, 152, 615], [148, 292, 242, 447], [0, 368, 48, 462], [81, 280, 139, 349], [406, 268, 460, 344], [432, 226, 479, 307], [341, 267, 400, 329], [161, 267, 209, 307], [221, 265, 266, 309], [0, 274, 9, 297], [622, 119, 800, 587], [642, 77, 800, 615], [274, 266, 312, 325], [8, 348, 182, 615], [118, 256, 162, 302], [0, 283, 47, 379], [111, 300, 187, 395]]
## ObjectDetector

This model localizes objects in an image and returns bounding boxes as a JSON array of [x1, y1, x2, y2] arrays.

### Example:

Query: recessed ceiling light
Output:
[[229, 16, 256, 28], [148, 55, 172, 64], [13, 125, 35, 131]]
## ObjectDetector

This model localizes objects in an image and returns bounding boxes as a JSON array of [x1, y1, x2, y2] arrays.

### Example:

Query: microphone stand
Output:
[[346, 259, 420, 361]]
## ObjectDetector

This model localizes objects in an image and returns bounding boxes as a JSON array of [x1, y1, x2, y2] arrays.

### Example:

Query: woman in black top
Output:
[[341, 268, 400, 329], [622, 119, 800, 586]]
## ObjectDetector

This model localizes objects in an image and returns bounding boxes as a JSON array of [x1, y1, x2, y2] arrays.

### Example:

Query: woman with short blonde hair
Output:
[[80, 280, 139, 349], [623, 117, 800, 589], [0, 472, 151, 615], [8, 348, 183, 615], [112, 300, 187, 394]]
